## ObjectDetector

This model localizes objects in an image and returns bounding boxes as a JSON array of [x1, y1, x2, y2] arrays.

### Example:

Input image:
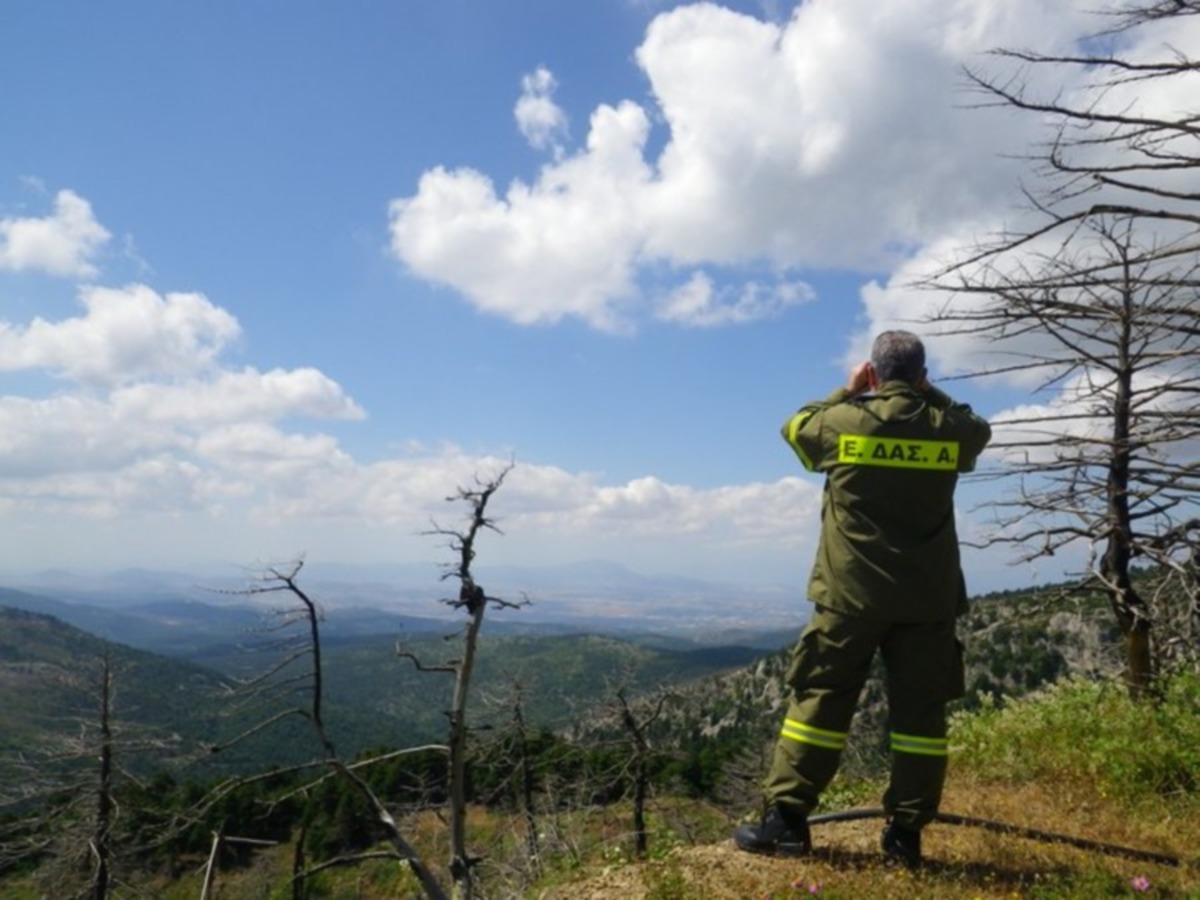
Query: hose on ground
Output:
[[805, 807, 1186, 868]]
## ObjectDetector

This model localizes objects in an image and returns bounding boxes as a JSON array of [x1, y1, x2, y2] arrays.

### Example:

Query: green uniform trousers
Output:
[[764, 606, 965, 829]]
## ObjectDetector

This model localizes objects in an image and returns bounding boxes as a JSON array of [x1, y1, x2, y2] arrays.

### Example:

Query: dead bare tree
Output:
[[932, 216, 1200, 693], [399, 462, 524, 900], [924, 1, 1200, 694], [0, 649, 182, 900], [510, 683, 542, 878], [451, 678, 548, 897], [612, 687, 671, 860], [90, 655, 114, 900], [217, 560, 449, 900]]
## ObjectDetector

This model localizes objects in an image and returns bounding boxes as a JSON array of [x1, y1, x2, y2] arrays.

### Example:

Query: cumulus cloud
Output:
[[0, 284, 240, 385], [515, 67, 569, 156], [390, 100, 653, 332], [848, 10, 1200, 377], [656, 271, 814, 327], [388, 0, 1090, 331], [0, 394, 180, 479], [0, 372, 362, 485], [0, 189, 111, 277], [0, 214, 366, 506], [225, 447, 823, 558], [1, 417, 822, 569], [112, 367, 365, 426], [0, 207, 817, 568], [982, 363, 1200, 469]]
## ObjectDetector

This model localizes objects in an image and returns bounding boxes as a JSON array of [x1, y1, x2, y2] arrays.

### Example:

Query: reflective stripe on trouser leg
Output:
[[879, 616, 961, 828], [890, 732, 948, 757], [884, 731, 949, 829], [764, 606, 882, 815], [763, 712, 846, 814], [782, 719, 847, 751]]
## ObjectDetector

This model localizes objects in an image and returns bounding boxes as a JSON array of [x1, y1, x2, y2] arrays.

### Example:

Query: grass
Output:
[[951, 672, 1200, 802], [540, 672, 1200, 899]]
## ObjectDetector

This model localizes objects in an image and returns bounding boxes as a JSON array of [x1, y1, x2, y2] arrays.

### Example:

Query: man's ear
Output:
[[866, 363, 879, 389]]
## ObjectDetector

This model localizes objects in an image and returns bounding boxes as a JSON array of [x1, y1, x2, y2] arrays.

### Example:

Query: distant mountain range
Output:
[[0, 560, 804, 655], [3, 565, 1120, 788], [0, 567, 797, 773]]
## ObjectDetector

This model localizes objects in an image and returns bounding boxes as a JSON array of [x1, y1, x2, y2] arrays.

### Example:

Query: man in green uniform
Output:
[[734, 330, 991, 867]]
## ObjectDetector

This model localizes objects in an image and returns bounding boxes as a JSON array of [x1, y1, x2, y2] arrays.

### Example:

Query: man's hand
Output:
[[846, 361, 874, 395]]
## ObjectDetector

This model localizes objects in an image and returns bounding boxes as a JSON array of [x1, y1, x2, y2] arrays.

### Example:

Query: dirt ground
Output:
[[538, 782, 1199, 899]]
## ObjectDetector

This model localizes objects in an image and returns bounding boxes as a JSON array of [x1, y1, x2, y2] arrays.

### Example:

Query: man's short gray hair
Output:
[[871, 330, 926, 384]]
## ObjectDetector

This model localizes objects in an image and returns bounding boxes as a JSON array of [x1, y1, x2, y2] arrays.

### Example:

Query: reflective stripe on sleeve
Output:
[[780, 719, 847, 751], [837, 434, 959, 471], [890, 732, 949, 757], [783, 411, 818, 471]]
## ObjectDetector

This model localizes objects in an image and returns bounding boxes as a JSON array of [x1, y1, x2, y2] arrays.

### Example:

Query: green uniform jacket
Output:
[[782, 380, 992, 623]]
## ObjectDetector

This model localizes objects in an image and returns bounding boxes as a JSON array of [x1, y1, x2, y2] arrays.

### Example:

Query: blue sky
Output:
[[2, 0, 1180, 591]]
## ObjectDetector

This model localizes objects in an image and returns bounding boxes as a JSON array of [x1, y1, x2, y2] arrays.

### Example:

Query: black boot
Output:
[[733, 805, 812, 857], [880, 820, 922, 868]]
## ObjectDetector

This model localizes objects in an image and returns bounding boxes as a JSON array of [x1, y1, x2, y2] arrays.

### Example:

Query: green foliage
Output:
[[818, 774, 882, 812], [951, 672, 1200, 803], [641, 855, 691, 900], [1024, 866, 1157, 899]]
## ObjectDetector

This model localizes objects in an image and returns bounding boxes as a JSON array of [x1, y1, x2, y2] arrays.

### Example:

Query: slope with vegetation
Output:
[[4, 568, 1194, 899], [0, 606, 231, 758]]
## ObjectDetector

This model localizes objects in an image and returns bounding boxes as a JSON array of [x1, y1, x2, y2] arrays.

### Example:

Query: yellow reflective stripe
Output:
[[837, 434, 959, 471], [784, 411, 818, 471], [780, 719, 847, 750], [890, 732, 949, 757]]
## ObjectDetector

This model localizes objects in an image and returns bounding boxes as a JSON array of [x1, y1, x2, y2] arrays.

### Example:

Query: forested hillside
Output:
[[566, 580, 1119, 793], [0, 572, 1133, 898], [0, 606, 231, 758], [0, 602, 770, 766], [0, 574, 1119, 777]]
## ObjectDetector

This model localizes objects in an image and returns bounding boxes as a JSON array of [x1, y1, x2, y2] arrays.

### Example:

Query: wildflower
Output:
[[1130, 875, 1151, 892]]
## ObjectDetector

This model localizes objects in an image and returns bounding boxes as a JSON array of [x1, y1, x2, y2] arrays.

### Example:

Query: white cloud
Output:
[[848, 10, 1200, 377], [0, 393, 180, 478], [0, 263, 817, 564], [230, 449, 824, 559], [573, 473, 815, 541], [656, 271, 814, 327], [389, 0, 1090, 331], [0, 454, 243, 519], [0, 432, 826, 582], [112, 367, 365, 426], [0, 189, 111, 277], [853, 219, 1200, 391], [0, 284, 241, 386], [0, 238, 364, 502], [515, 67, 569, 157], [389, 99, 653, 332], [0, 370, 362, 482], [850, 236, 1007, 379], [983, 365, 1200, 468]]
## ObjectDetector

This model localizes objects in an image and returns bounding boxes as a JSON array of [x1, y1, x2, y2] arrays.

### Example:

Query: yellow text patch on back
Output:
[[837, 435, 959, 471]]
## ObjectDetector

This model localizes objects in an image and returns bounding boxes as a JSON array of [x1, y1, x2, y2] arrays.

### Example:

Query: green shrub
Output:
[[950, 672, 1200, 803]]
